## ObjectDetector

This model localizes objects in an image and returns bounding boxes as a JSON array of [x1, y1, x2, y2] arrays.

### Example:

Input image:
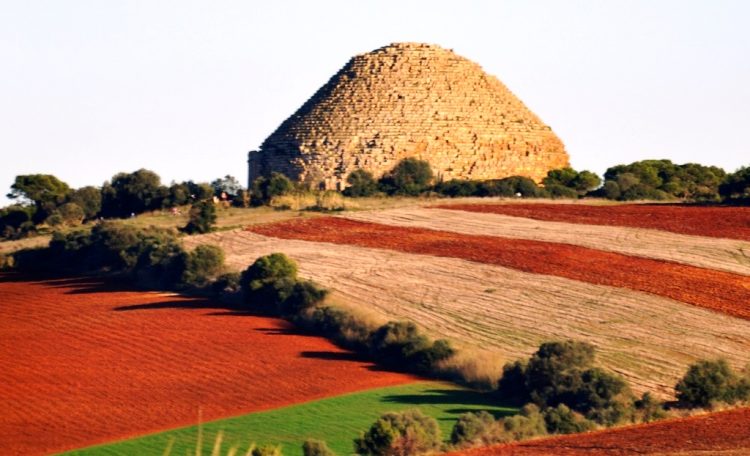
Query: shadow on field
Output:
[[382, 389, 515, 419]]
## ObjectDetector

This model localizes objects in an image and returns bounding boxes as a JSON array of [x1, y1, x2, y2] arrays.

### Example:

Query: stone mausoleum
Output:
[[248, 42, 569, 190]]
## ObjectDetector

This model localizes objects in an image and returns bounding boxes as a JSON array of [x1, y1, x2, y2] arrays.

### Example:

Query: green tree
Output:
[[181, 244, 225, 287], [450, 411, 497, 446], [379, 158, 434, 196], [101, 169, 165, 217], [720, 166, 750, 201], [211, 175, 244, 199], [7, 174, 71, 223], [354, 409, 441, 456], [676, 359, 750, 407], [252, 173, 294, 205], [182, 199, 217, 234], [68, 186, 102, 220], [343, 169, 378, 197]]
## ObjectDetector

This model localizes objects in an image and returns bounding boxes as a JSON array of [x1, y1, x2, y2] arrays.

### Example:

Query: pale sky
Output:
[[1, 0, 748, 205]]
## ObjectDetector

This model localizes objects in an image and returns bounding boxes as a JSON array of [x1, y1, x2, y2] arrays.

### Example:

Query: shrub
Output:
[[299, 305, 375, 352], [542, 404, 595, 434], [543, 168, 601, 196], [369, 321, 454, 374], [524, 340, 596, 407], [212, 272, 242, 294], [51, 202, 85, 226], [499, 404, 547, 441], [434, 179, 478, 198], [543, 184, 579, 199], [252, 445, 282, 456], [181, 244, 225, 287], [634, 392, 666, 423], [498, 360, 529, 402], [240, 253, 298, 311], [450, 411, 497, 446], [302, 439, 335, 456], [68, 186, 102, 220], [279, 280, 328, 315], [379, 158, 433, 196], [720, 166, 750, 201], [500, 340, 630, 422], [676, 359, 750, 407], [0, 205, 36, 239], [602, 160, 725, 201], [478, 176, 541, 198], [252, 173, 294, 205], [354, 409, 441, 456], [344, 169, 378, 197], [182, 199, 217, 234]]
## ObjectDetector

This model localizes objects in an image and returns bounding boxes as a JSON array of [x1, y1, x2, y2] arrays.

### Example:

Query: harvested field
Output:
[[439, 203, 750, 241], [248, 217, 750, 320], [188, 230, 750, 397], [341, 207, 750, 276], [0, 275, 416, 456], [449, 406, 750, 455]]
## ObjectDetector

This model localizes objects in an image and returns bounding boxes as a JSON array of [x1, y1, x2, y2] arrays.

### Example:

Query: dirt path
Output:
[[0, 274, 416, 456], [340, 207, 750, 276], [447, 407, 750, 455], [188, 230, 750, 398], [438, 203, 750, 241], [249, 217, 750, 321]]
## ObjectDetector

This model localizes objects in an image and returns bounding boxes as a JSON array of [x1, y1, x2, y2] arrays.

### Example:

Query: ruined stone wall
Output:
[[249, 42, 569, 190]]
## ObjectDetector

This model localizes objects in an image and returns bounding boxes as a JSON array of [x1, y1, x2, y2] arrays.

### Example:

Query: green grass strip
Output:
[[62, 381, 517, 456]]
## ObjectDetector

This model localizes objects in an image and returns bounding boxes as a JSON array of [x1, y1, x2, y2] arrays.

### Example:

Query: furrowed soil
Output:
[[439, 203, 750, 241], [341, 207, 750, 276], [0, 274, 416, 456], [449, 406, 750, 455], [188, 230, 750, 398], [248, 217, 750, 320]]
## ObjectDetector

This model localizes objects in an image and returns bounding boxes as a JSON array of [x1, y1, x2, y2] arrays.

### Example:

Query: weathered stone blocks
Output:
[[248, 42, 569, 189]]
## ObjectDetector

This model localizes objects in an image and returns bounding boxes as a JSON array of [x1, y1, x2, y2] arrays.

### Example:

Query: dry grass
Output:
[[339, 207, 750, 276], [0, 235, 51, 255], [186, 230, 750, 399]]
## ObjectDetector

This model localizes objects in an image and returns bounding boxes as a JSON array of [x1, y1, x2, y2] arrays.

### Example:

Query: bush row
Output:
[[237, 252, 456, 377], [10, 221, 225, 290]]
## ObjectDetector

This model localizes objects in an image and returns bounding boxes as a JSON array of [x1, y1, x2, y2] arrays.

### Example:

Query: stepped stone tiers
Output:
[[248, 42, 569, 190]]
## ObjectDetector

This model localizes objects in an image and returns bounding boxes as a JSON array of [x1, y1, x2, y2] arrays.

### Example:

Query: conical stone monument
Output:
[[249, 42, 569, 190]]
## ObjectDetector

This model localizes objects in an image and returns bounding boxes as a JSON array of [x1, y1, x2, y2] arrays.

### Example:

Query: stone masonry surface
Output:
[[249, 42, 570, 190]]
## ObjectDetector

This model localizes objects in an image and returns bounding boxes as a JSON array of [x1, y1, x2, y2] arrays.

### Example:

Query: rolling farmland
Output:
[[0, 275, 416, 455]]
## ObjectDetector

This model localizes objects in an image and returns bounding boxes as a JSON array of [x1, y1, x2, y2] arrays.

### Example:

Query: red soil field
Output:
[[0, 274, 416, 456], [439, 203, 750, 241], [448, 406, 750, 455], [249, 218, 750, 320]]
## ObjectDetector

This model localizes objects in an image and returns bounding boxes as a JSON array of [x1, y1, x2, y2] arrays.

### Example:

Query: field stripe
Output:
[[0, 275, 416, 456], [248, 217, 750, 321], [448, 406, 750, 455], [189, 230, 750, 398], [338, 207, 750, 276], [438, 203, 750, 241], [64, 382, 516, 456]]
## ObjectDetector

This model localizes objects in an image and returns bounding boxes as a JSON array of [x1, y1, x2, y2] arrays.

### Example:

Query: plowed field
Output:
[[341, 207, 750, 276], [439, 203, 750, 241], [248, 217, 750, 320], [188, 229, 750, 397], [0, 274, 416, 456], [449, 407, 750, 455]]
